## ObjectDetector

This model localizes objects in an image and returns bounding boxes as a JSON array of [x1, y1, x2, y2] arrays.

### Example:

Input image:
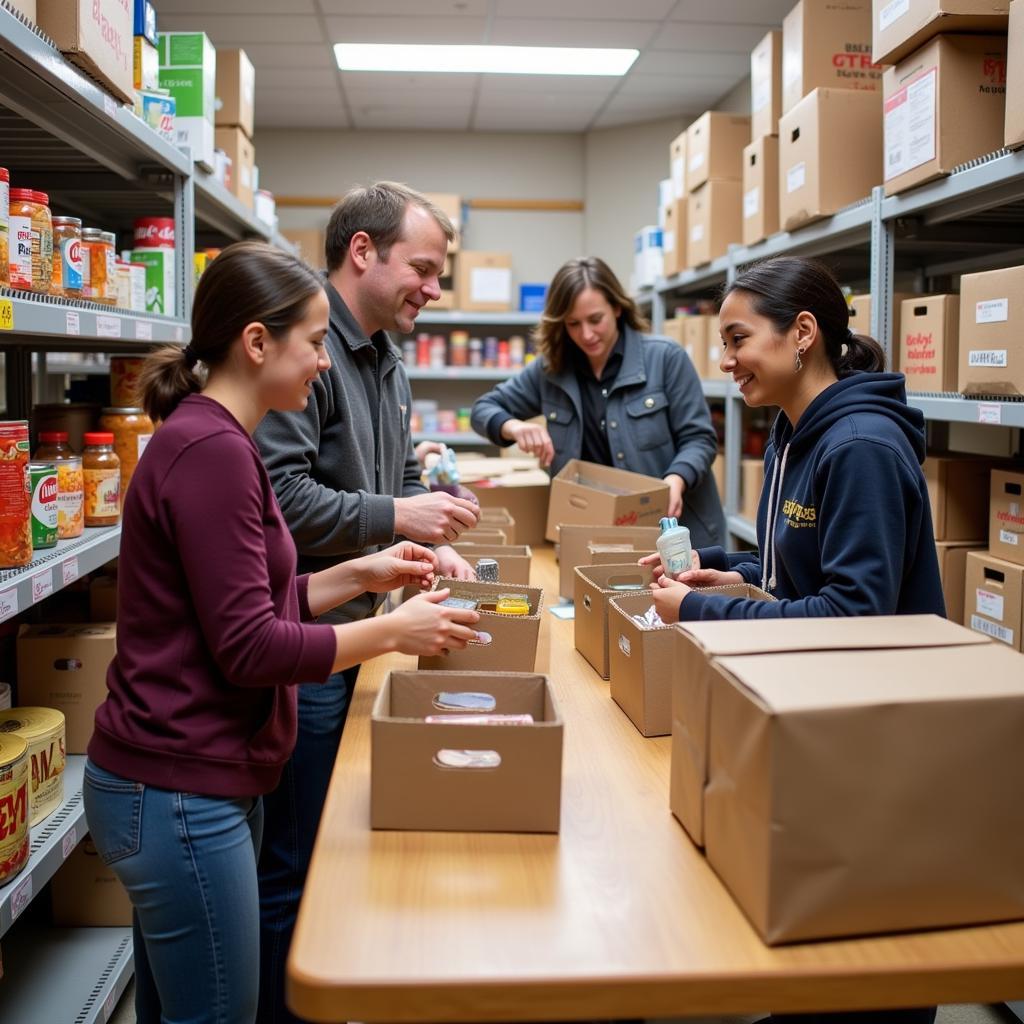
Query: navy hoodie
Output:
[[680, 372, 945, 620]]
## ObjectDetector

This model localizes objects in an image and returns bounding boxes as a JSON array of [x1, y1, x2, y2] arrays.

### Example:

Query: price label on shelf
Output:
[[0, 299, 13, 331], [978, 402, 1002, 425], [135, 319, 153, 340], [103, 990, 117, 1022], [103, 95, 117, 119], [96, 314, 122, 338], [11, 875, 32, 921], [66, 310, 80, 335], [31, 571, 54, 603], [0, 589, 18, 620], [62, 826, 78, 859], [63, 557, 79, 586]]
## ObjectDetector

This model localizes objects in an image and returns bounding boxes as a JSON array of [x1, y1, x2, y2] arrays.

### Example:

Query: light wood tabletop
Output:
[[288, 546, 1024, 1023]]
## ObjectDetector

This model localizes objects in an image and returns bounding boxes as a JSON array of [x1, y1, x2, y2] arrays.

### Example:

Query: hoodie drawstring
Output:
[[761, 442, 791, 593]]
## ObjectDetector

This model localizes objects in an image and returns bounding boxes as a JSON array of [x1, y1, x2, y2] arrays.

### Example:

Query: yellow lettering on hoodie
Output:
[[782, 497, 817, 528]]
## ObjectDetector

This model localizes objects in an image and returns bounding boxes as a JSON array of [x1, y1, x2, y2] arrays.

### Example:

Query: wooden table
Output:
[[289, 547, 1024, 1022]]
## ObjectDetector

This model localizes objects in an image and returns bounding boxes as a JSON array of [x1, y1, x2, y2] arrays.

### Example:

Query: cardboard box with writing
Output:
[[1007, 0, 1024, 147], [751, 30, 783, 139], [937, 540, 984, 623], [50, 837, 132, 925], [425, 193, 461, 253], [557, 524, 661, 599], [573, 564, 654, 679], [883, 34, 1007, 196], [371, 671, 562, 833], [740, 457, 764, 523], [450, 544, 532, 586], [687, 180, 743, 267], [16, 624, 115, 753], [661, 199, 688, 278], [900, 294, 960, 391], [460, 457, 550, 547], [456, 251, 512, 312], [873, 0, 1009, 66], [742, 134, 780, 247], [215, 48, 254, 139], [848, 290, 915, 366], [685, 111, 751, 193], [779, 88, 883, 232], [546, 459, 669, 544], [965, 549, 1024, 647], [782, 0, 880, 115], [669, 129, 688, 199], [925, 454, 999, 540], [958, 264, 1024, 396], [214, 126, 255, 210], [989, 468, 1024, 563]]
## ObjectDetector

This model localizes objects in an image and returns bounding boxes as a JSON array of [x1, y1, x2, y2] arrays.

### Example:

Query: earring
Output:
[[794, 348, 804, 372]]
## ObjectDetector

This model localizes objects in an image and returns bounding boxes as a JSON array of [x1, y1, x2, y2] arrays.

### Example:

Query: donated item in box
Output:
[[925, 455, 998, 540], [37, 0, 134, 103], [51, 837, 132, 925], [937, 540, 984, 623], [669, 129, 688, 199], [740, 457, 764, 523], [214, 127, 255, 209], [965, 549, 1024, 647], [848, 291, 914, 365], [686, 180, 743, 267], [779, 88, 883, 232], [456, 251, 512, 312], [418, 578, 543, 673], [546, 459, 669, 544], [133, 35, 158, 92], [873, 0, 1009, 65], [425, 193, 461, 253], [680, 615, 1024, 943], [89, 576, 117, 621], [461, 458, 550, 547], [215, 48, 254, 139], [1007, 0, 1024, 147], [958, 264, 1024, 396], [661, 199, 688, 278], [129, 247, 175, 318], [16, 623, 115, 753], [476, 507, 516, 543], [158, 31, 216, 171], [685, 111, 751, 193], [900, 294, 960, 391], [573, 564, 654, 679], [371, 671, 562, 832], [281, 229, 325, 268], [742, 134, 780, 247], [990, 469, 1024, 563], [883, 34, 1008, 196], [751, 30, 783, 138], [451, 544, 532, 585], [134, 88, 175, 145], [557, 524, 661, 599]]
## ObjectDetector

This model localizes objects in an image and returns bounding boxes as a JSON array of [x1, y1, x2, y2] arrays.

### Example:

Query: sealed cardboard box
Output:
[[37, 0, 134, 103], [214, 48, 255, 138], [740, 457, 764, 522], [456, 251, 512, 312], [873, 0, 1010, 66], [936, 540, 984, 623], [900, 294, 960, 391], [742, 134, 780, 247], [990, 468, 1024, 562], [685, 111, 751, 193], [214, 126, 255, 209], [573, 564, 654, 679], [782, 0, 880, 115], [661, 199, 688, 278], [16, 624, 115, 753], [687, 180, 743, 267], [371, 671, 562, 833], [546, 459, 669, 544], [133, 34, 158, 92], [669, 129, 688, 199], [418, 578, 543, 673], [751, 30, 783, 139], [959, 264, 1024, 396], [158, 31, 216, 170], [1007, 0, 1024, 147], [926, 454, 998, 540], [883, 34, 1008, 196], [425, 193, 461, 253], [431, 253, 455, 309], [848, 290, 915, 366], [51, 837, 132, 925], [683, 316, 712, 379], [556, 524, 661, 599], [450, 544, 532, 586], [779, 88, 883, 232], [965, 549, 1024, 647]]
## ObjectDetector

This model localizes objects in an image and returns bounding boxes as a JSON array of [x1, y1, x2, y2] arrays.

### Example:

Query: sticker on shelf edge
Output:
[[0, 299, 12, 331], [0, 589, 17, 620]]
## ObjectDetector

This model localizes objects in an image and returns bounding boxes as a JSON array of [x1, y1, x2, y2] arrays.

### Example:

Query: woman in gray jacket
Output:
[[471, 256, 725, 547]]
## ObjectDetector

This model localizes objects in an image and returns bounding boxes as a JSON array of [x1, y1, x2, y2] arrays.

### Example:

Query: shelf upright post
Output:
[[651, 285, 666, 333], [176, 172, 195, 326], [723, 246, 742, 528], [869, 184, 896, 369]]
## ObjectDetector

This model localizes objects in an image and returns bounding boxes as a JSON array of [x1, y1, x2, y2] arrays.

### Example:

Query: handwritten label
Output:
[[62, 557, 79, 586], [66, 310, 80, 336], [1000, 529, 1019, 546], [0, 299, 13, 331], [31, 572, 53, 604], [135, 319, 153, 340], [978, 402, 1002, 424], [96, 314, 122, 338], [976, 298, 1008, 324], [0, 589, 18, 619], [879, 0, 910, 30], [62, 826, 77, 859], [11, 875, 32, 921]]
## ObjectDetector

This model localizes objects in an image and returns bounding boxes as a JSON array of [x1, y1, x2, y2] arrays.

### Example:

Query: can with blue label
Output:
[[52, 217, 83, 298]]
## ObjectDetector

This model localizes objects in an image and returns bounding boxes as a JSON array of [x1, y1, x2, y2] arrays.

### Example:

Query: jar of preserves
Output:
[[82, 432, 120, 527], [34, 432, 84, 540], [9, 189, 52, 294], [0, 421, 32, 568], [99, 408, 153, 499], [81, 227, 107, 303], [0, 167, 9, 288], [51, 216, 83, 299]]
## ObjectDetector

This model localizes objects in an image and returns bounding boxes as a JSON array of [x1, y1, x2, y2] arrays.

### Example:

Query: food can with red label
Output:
[[0, 708, 65, 827], [132, 216, 175, 249], [0, 421, 32, 569], [29, 462, 58, 550], [0, 732, 29, 884]]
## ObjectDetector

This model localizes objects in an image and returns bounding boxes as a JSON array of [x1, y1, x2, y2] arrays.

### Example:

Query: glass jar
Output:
[[51, 216, 83, 299], [8, 188, 52, 294], [81, 227, 107, 303], [0, 167, 9, 288], [0, 421, 32, 568], [34, 431, 84, 540], [82, 432, 120, 527], [99, 407, 153, 499], [110, 356, 145, 406]]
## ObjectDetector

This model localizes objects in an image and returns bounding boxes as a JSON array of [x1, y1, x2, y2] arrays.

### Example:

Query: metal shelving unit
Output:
[[412, 431, 489, 446], [416, 310, 538, 326], [406, 367, 516, 381], [726, 514, 757, 546]]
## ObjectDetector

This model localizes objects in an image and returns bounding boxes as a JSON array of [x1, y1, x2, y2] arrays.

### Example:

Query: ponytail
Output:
[[839, 331, 885, 376], [137, 346, 202, 423]]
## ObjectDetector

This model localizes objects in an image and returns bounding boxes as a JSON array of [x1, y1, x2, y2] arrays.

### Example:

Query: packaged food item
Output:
[[29, 463, 58, 550], [0, 421, 32, 568], [133, 216, 174, 249], [110, 356, 146, 406], [129, 247, 175, 317], [0, 167, 8, 287], [82, 432, 121, 526], [101, 232, 117, 304], [51, 216, 83, 298], [114, 259, 132, 309], [0, 732, 29, 885], [34, 432, 84, 539], [0, 707, 65, 827], [81, 227, 108, 303], [9, 189, 52, 294], [129, 262, 147, 312], [475, 558, 499, 583], [99, 407, 154, 498]]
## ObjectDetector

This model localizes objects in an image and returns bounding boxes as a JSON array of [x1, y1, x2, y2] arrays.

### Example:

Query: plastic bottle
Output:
[[656, 516, 692, 576]]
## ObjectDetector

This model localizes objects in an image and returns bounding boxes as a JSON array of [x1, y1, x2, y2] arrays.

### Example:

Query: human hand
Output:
[[354, 542, 438, 593], [394, 492, 481, 544], [674, 567, 744, 588], [637, 549, 702, 584], [415, 440, 445, 467], [664, 473, 686, 518], [650, 578, 691, 624], [503, 419, 554, 467], [435, 545, 477, 581], [388, 589, 481, 656]]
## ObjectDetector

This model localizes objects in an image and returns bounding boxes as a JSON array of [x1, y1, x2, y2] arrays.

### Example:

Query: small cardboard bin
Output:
[[450, 543, 533, 585], [557, 524, 661, 600], [573, 564, 654, 679]]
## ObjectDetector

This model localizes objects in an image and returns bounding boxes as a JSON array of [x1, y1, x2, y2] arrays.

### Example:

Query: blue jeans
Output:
[[256, 667, 358, 1024], [83, 759, 264, 1024]]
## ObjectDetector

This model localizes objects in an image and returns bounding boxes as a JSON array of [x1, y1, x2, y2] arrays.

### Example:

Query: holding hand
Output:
[[435, 545, 477, 581], [394, 491, 480, 544], [501, 419, 554, 467], [650, 576, 691, 624], [354, 542, 438, 593], [664, 473, 686, 519], [388, 589, 481, 656], [638, 549, 702, 585]]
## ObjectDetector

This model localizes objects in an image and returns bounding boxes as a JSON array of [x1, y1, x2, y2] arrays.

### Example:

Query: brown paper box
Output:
[[588, 544, 653, 568], [683, 316, 712, 379], [937, 540, 985, 623], [669, 129, 688, 199], [425, 193, 461, 253], [371, 671, 562, 832], [215, 126, 255, 209], [964, 549, 1024, 648], [751, 30, 783, 139], [456, 251, 511, 312], [742, 135, 780, 247], [281, 229, 325, 269], [450, 544, 532, 585], [778, 88, 883, 232], [685, 111, 751, 193], [661, 199, 688, 278], [958, 265, 1024, 397], [900, 294, 960, 391], [556, 524, 661, 599], [1007, 0, 1024, 147], [573, 564, 654, 679], [462, 460, 550, 547], [989, 468, 1024, 563], [9, 0, 36, 22], [686, 180, 743, 267], [457, 527, 509, 546], [740, 457, 764, 523], [883, 34, 1008, 196], [51, 837, 132, 925], [847, 290, 915, 365], [214, 48, 255, 139], [925, 455, 999, 540], [418, 578, 543, 673], [17, 624, 115, 753], [476, 507, 516, 544], [873, 0, 1009, 66]]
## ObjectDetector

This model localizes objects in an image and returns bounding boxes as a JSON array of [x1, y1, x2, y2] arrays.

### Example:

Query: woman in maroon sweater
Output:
[[84, 242, 479, 1024]]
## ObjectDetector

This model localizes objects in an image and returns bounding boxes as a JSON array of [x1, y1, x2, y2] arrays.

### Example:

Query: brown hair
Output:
[[533, 257, 650, 375], [324, 181, 456, 272], [138, 241, 324, 423]]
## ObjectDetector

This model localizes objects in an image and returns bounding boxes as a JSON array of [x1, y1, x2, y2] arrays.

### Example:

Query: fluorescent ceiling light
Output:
[[334, 43, 638, 77]]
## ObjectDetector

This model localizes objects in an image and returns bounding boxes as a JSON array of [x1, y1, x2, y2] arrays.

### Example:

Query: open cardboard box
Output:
[[557, 525, 661, 600], [573, 564, 654, 679], [451, 543, 532, 585], [371, 670, 563, 832], [476, 507, 517, 544], [457, 527, 509, 546], [460, 457, 550, 547]]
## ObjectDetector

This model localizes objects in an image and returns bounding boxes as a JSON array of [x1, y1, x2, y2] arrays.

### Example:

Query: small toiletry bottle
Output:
[[656, 516, 692, 576]]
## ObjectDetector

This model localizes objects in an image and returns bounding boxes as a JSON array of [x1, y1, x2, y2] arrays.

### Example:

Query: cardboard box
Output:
[[661, 199, 688, 278], [9, 0, 37, 23], [937, 541, 983, 623], [883, 34, 1008, 196], [712, 451, 725, 501], [686, 180, 743, 267], [37, 0, 134, 103], [685, 111, 751, 193], [158, 31, 216, 170], [16, 624, 115, 753], [751, 30, 784, 139], [683, 316, 712, 379], [573, 564, 654, 679], [669, 129, 688, 199], [214, 126, 254, 209], [965, 549, 1024, 647], [1007, 0, 1024, 147], [371, 671, 562, 833], [556, 524, 661, 599], [779, 88, 883, 232], [89, 576, 117, 621], [431, 253, 455, 309], [847, 290, 915, 365], [742, 134, 780, 246], [133, 34, 158, 92], [900, 294, 960, 390], [990, 468, 1024, 562], [50, 837, 132, 925], [958, 264, 1024, 396], [740, 457, 764, 522], [418, 578, 543, 673], [874, 0, 1010, 66], [281, 228, 325, 268], [450, 544, 532, 585], [461, 459, 550, 547], [214, 48, 254, 139], [476, 507, 516, 544], [456, 527, 508, 546], [456, 251, 512, 312], [925, 455, 997, 540], [425, 193, 461, 253], [546, 459, 669, 544]]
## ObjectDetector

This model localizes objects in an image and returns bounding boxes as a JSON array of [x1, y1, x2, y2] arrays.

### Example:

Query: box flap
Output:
[[574, 564, 654, 593], [554, 458, 666, 493]]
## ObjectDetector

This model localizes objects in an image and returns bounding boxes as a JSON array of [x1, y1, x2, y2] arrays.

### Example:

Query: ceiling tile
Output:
[[476, 74, 618, 99], [653, 21, 775, 52], [346, 90, 475, 112], [631, 49, 747, 77], [240, 43, 335, 69], [255, 103, 349, 129], [488, 18, 658, 48], [155, 0, 316, 12], [253, 68, 341, 91], [349, 108, 472, 130], [320, 0, 488, 11], [475, 92, 606, 114], [494, 0, 674, 17], [156, 14, 322, 44], [472, 110, 593, 132], [615, 72, 738, 99], [325, 15, 488, 44], [340, 71, 476, 92], [670, 0, 793, 23]]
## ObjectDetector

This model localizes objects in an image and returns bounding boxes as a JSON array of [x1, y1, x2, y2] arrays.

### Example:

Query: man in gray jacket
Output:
[[253, 182, 479, 1024]]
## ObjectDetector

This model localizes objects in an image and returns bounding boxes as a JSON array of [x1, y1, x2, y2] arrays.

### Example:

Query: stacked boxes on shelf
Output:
[[215, 49, 257, 209], [743, 30, 782, 245]]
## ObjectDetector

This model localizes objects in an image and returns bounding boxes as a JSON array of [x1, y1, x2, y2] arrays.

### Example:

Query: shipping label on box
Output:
[[574, 564, 654, 679], [965, 550, 1024, 648], [751, 29, 783, 139], [556, 524, 661, 599], [958, 265, 1024, 396], [456, 251, 512, 312], [899, 294, 959, 391], [874, 0, 1010, 66], [990, 469, 1024, 563]]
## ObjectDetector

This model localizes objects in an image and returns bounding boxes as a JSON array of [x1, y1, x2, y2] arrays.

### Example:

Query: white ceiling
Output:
[[155, 0, 793, 132]]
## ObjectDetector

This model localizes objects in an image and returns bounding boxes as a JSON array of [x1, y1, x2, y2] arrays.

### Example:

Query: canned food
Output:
[[0, 421, 32, 569], [0, 732, 29, 885], [133, 216, 175, 249], [0, 708, 64, 828], [29, 462, 58, 550], [51, 216, 83, 298], [33, 432, 83, 540]]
